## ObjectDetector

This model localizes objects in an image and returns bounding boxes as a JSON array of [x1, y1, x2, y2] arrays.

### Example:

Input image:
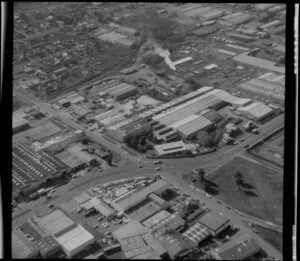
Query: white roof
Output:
[[154, 141, 189, 155], [55, 224, 94, 255], [204, 64, 218, 70], [178, 116, 212, 137], [217, 49, 237, 56], [173, 57, 194, 66], [89, 197, 115, 216], [169, 114, 200, 129], [238, 102, 273, 118]]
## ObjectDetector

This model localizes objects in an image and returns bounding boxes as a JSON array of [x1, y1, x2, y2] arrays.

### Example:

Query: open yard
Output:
[[251, 130, 284, 167], [206, 157, 283, 225]]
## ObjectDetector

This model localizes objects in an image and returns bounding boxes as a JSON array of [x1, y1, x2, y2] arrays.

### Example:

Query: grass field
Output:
[[207, 157, 283, 225]]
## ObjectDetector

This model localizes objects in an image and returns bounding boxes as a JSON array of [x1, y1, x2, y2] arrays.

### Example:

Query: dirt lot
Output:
[[207, 157, 283, 225]]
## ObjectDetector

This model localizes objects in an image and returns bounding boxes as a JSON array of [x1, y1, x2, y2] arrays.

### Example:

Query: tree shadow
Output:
[[244, 190, 258, 197], [205, 186, 219, 196], [241, 182, 255, 190], [205, 180, 219, 188]]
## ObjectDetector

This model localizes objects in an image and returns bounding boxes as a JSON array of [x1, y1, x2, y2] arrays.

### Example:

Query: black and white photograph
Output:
[[3, 2, 297, 260]]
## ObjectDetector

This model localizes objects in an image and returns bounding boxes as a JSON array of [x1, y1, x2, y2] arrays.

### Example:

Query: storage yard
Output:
[[12, 2, 286, 260]]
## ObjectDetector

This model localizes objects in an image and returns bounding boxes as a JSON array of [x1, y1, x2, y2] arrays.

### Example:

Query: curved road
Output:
[[14, 88, 284, 259]]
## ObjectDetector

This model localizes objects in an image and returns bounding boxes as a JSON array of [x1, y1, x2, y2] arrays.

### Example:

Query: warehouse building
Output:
[[55, 150, 87, 173], [36, 210, 94, 258], [255, 4, 277, 11], [237, 102, 273, 121], [259, 20, 282, 30], [26, 122, 62, 142], [110, 180, 169, 213], [177, 116, 213, 139], [31, 130, 83, 152], [152, 89, 225, 126], [198, 210, 230, 236], [99, 114, 125, 127], [12, 229, 39, 259], [107, 117, 151, 142], [81, 197, 116, 218], [54, 224, 95, 258], [152, 229, 191, 259], [36, 210, 77, 237], [139, 86, 214, 120], [142, 210, 172, 229], [153, 141, 190, 157], [202, 10, 224, 20], [113, 220, 148, 241], [182, 222, 211, 246], [149, 214, 185, 234], [239, 77, 285, 103], [118, 232, 167, 259], [210, 233, 260, 260], [233, 54, 285, 74], [129, 201, 163, 222], [12, 143, 69, 197], [105, 83, 137, 101]]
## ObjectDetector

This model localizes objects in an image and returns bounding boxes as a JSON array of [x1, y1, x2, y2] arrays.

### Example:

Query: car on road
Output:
[[137, 165, 143, 168], [48, 203, 54, 209], [155, 167, 161, 171], [153, 160, 162, 165], [226, 206, 232, 210], [50, 189, 56, 193], [93, 224, 99, 229]]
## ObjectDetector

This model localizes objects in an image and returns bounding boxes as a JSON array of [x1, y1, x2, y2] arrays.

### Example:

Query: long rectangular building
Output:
[[139, 86, 214, 120], [239, 77, 285, 102], [110, 180, 169, 213], [233, 54, 285, 74], [152, 89, 224, 126], [211, 233, 260, 260], [13, 143, 69, 195]]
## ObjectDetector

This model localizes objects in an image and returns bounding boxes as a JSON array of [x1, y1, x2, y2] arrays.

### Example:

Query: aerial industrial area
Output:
[[12, 2, 286, 260]]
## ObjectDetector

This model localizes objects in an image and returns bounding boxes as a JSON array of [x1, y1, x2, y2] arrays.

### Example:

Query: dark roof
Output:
[[35, 236, 61, 257]]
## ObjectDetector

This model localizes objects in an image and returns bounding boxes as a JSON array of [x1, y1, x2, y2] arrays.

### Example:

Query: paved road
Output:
[[14, 88, 284, 259]]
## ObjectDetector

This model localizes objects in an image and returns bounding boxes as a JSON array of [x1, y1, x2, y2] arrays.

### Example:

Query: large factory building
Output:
[[107, 117, 151, 142]]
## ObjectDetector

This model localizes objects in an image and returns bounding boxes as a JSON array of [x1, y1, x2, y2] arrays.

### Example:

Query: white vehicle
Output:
[[155, 167, 161, 171]]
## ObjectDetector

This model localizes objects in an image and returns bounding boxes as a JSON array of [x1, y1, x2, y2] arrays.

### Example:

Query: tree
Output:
[[197, 169, 206, 182]]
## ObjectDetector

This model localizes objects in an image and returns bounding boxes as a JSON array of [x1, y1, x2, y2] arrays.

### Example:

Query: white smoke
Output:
[[152, 42, 176, 71]]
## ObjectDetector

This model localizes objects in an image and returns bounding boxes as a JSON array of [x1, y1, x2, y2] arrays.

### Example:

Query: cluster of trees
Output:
[[125, 132, 154, 153], [185, 77, 203, 91], [234, 171, 244, 191]]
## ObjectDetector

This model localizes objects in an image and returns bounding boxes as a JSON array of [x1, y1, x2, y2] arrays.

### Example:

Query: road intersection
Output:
[[14, 87, 284, 259]]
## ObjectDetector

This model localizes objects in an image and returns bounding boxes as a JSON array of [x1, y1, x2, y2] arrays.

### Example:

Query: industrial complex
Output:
[[12, 2, 286, 260]]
